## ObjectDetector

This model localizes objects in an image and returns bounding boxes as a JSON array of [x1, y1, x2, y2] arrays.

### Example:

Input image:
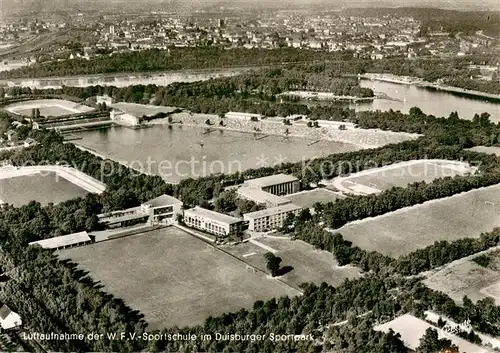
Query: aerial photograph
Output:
[[0, 0, 499, 352]]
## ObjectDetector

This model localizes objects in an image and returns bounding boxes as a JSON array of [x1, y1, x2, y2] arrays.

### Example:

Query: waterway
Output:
[[73, 125, 362, 184], [0, 67, 252, 89], [350, 80, 500, 122]]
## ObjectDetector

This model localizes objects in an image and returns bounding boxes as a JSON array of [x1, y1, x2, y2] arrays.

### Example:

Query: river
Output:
[[351, 80, 500, 122], [0, 67, 252, 89]]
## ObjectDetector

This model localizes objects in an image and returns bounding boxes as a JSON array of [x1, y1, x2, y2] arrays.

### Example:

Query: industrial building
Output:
[[243, 174, 300, 196], [98, 194, 183, 228], [236, 186, 291, 208], [110, 109, 140, 126], [28, 231, 92, 250], [244, 203, 302, 232], [183, 206, 244, 237]]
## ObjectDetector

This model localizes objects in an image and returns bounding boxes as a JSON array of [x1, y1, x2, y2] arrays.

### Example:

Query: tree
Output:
[[307, 121, 313, 128], [0, 87, 5, 98], [418, 328, 457, 353], [264, 252, 282, 277]]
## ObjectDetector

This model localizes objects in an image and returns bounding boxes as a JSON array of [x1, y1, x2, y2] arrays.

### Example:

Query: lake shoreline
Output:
[[146, 111, 419, 149], [360, 73, 500, 102]]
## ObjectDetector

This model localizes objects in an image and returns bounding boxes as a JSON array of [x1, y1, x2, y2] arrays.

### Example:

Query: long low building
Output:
[[99, 194, 183, 228], [244, 203, 302, 232], [225, 111, 263, 120], [243, 174, 300, 196], [183, 206, 244, 237], [29, 231, 92, 250]]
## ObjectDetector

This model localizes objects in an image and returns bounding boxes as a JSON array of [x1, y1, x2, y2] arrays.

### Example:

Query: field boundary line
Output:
[[424, 240, 500, 280], [174, 224, 303, 294], [329, 183, 500, 233]]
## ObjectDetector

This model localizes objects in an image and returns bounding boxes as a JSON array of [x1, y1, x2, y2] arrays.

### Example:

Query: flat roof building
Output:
[[184, 206, 244, 238], [29, 231, 92, 250], [141, 194, 183, 225], [110, 109, 140, 126], [237, 186, 291, 208], [243, 174, 300, 196], [244, 203, 301, 232]]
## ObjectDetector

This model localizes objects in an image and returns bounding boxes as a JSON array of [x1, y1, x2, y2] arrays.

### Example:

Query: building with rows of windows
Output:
[[243, 203, 301, 232], [183, 206, 244, 237]]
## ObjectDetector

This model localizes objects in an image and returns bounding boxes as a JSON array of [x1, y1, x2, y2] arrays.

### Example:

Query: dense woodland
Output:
[[1, 48, 499, 94], [2, 92, 500, 351]]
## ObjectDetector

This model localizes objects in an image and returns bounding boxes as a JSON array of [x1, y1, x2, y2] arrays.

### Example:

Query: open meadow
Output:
[[331, 159, 476, 195], [58, 227, 300, 329], [331, 184, 500, 258], [4, 99, 93, 117], [424, 260, 500, 304], [286, 188, 346, 209], [224, 237, 360, 288], [424, 249, 500, 305]]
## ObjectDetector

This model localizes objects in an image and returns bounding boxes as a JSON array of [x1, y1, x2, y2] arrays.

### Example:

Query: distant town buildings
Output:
[[2, 11, 497, 65]]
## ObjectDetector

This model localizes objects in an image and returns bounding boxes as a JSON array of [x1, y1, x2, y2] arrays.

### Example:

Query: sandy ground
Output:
[[329, 159, 476, 195], [374, 314, 491, 353]]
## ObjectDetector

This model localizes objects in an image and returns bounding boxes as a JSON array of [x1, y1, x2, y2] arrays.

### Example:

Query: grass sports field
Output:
[[0, 173, 88, 207], [286, 188, 346, 209], [331, 159, 475, 195], [110, 102, 178, 117], [224, 237, 360, 288], [424, 259, 500, 304], [58, 227, 300, 329], [332, 183, 500, 258], [4, 99, 93, 117], [424, 248, 500, 305]]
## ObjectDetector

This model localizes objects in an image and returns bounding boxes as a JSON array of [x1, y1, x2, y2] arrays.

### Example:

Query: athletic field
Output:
[[331, 159, 476, 195], [4, 99, 93, 117], [332, 184, 500, 258], [286, 188, 346, 209], [58, 227, 300, 329]]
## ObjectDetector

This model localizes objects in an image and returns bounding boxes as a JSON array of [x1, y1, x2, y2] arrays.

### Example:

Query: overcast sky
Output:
[[1, 0, 499, 17]]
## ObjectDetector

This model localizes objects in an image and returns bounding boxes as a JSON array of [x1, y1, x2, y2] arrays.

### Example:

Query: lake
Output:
[[351, 80, 500, 122], [73, 125, 362, 183]]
